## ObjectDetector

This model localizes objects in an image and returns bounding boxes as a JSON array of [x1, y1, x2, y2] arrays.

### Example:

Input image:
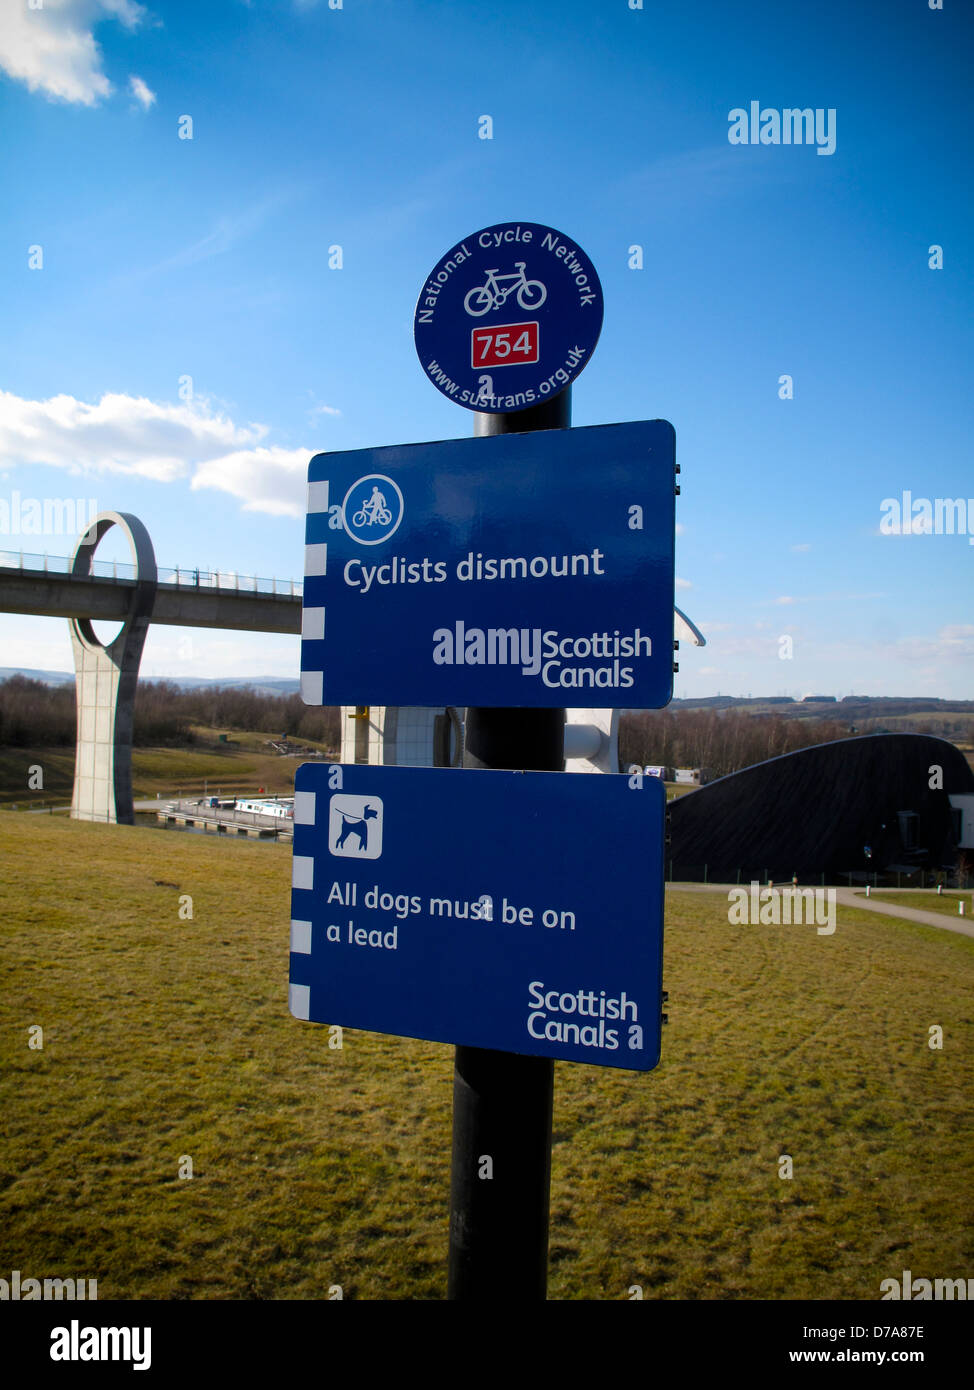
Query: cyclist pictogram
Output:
[[352, 485, 392, 529], [464, 262, 547, 317], [342, 474, 404, 546]]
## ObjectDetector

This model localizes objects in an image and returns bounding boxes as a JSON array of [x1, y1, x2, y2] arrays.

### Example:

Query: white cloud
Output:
[[790, 543, 811, 552], [892, 626, 974, 665], [0, 389, 312, 515], [128, 73, 155, 108], [139, 628, 301, 680], [0, 0, 146, 107], [0, 612, 302, 681], [191, 446, 311, 517], [772, 592, 885, 606], [675, 577, 692, 590]]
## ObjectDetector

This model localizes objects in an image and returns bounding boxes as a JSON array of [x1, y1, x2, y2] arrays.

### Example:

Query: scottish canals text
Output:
[[432, 623, 651, 690], [322, 879, 645, 1055]]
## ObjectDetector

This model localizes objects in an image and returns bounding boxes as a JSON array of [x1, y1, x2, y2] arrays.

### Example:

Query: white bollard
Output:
[[937, 884, 943, 895], [865, 884, 870, 898]]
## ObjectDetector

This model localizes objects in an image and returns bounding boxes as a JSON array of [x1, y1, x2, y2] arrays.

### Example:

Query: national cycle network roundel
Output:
[[413, 221, 604, 413]]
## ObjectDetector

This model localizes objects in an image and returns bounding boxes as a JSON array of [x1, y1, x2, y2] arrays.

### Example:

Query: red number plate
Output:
[[471, 320, 540, 368]]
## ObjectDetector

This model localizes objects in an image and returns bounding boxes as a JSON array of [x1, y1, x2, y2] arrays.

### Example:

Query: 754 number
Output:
[[471, 320, 539, 368]]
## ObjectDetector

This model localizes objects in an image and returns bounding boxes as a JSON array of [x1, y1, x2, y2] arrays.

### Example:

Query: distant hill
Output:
[[666, 695, 794, 710], [668, 695, 974, 718], [150, 675, 303, 697], [0, 668, 302, 697], [0, 667, 75, 687], [2, 671, 972, 719]]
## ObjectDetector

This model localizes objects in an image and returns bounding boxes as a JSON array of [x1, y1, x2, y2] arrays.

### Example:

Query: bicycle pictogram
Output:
[[463, 262, 547, 317], [352, 486, 393, 529]]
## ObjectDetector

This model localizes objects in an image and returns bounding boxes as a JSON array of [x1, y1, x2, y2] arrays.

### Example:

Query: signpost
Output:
[[413, 220, 603, 413], [292, 220, 676, 1300], [289, 764, 665, 1068], [299, 420, 677, 709]]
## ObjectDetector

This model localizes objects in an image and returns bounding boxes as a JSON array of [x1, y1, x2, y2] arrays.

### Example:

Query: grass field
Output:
[[664, 782, 697, 801], [0, 728, 336, 807], [1, 814, 972, 1300], [855, 890, 974, 918]]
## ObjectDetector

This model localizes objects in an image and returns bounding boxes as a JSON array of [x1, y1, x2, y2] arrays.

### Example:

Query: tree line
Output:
[[0, 677, 886, 775], [0, 676, 340, 749], [619, 708, 856, 779]]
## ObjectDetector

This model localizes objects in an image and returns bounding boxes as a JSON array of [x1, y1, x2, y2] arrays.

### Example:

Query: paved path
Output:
[[832, 888, 974, 940], [664, 882, 974, 941]]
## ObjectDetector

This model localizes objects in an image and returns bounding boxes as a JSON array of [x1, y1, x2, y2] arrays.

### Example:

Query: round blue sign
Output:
[[414, 221, 604, 413], [341, 474, 405, 545]]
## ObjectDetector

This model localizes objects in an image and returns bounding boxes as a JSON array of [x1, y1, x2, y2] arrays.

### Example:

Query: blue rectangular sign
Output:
[[289, 763, 665, 1071], [300, 419, 676, 709]]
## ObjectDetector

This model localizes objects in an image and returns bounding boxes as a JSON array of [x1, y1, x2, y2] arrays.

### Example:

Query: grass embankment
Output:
[[1, 815, 972, 1300], [855, 890, 973, 918], [664, 782, 696, 801], [0, 727, 336, 807]]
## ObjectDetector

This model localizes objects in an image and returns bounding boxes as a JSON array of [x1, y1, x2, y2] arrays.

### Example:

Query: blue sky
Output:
[[1, 0, 971, 697]]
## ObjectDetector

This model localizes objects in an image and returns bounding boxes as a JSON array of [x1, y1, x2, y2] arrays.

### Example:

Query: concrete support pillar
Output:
[[339, 705, 463, 767], [69, 513, 157, 824]]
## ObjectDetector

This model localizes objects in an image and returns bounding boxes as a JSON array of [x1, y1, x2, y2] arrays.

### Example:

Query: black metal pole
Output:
[[447, 386, 570, 1301]]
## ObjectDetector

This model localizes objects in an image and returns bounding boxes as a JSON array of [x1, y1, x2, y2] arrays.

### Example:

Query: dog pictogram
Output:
[[328, 793, 384, 860], [335, 804, 378, 853]]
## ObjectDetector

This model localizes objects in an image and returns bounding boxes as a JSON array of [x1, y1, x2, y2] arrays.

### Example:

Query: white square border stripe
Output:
[[290, 919, 312, 954], [305, 543, 328, 576], [293, 790, 317, 825], [300, 670, 323, 704], [292, 855, 314, 890], [289, 983, 310, 1020], [308, 479, 329, 513], [302, 606, 325, 641]]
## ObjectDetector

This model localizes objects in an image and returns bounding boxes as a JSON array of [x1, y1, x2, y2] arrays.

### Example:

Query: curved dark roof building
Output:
[[668, 733, 974, 881]]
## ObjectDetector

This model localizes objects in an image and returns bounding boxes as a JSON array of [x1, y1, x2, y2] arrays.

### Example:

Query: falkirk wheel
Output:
[[68, 512, 157, 824]]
